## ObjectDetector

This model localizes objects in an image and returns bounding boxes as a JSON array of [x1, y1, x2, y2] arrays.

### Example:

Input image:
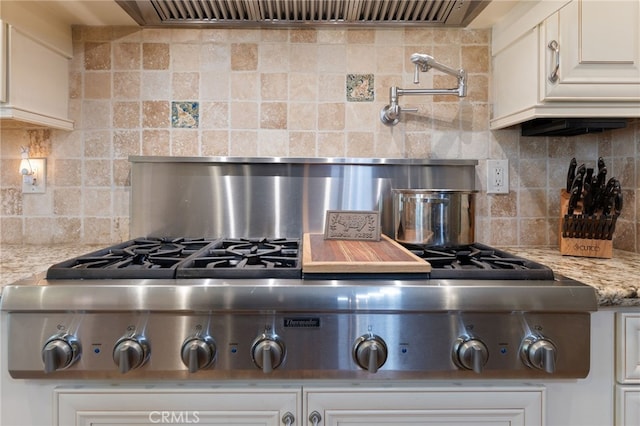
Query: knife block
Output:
[[559, 189, 613, 258]]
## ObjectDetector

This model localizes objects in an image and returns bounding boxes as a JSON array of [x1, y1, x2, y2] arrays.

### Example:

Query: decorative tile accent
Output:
[[346, 73, 374, 102], [171, 101, 199, 128]]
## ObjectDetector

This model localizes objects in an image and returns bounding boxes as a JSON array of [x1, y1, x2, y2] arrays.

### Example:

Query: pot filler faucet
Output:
[[380, 53, 467, 126]]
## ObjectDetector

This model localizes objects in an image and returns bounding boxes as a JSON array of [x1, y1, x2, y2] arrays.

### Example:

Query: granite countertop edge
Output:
[[1, 244, 639, 308]]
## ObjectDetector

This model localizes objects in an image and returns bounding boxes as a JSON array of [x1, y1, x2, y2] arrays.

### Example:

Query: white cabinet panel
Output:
[[543, 0, 640, 100], [306, 386, 544, 426], [490, 0, 640, 129], [616, 313, 640, 383], [616, 386, 640, 426], [55, 388, 300, 426]]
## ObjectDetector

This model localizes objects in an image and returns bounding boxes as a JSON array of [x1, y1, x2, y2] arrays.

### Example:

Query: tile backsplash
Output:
[[0, 26, 638, 252]]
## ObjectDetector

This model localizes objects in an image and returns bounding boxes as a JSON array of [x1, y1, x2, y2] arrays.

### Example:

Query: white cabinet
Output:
[[616, 313, 640, 425], [55, 387, 301, 426], [616, 386, 640, 426], [0, 4, 73, 130], [491, 0, 640, 129], [305, 386, 545, 426]]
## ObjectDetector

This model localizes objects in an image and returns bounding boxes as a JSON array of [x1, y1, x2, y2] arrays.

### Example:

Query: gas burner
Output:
[[405, 243, 554, 280], [177, 238, 301, 279], [47, 237, 218, 279]]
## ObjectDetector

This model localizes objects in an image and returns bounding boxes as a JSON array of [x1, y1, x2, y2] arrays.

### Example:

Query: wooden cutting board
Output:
[[302, 233, 431, 274]]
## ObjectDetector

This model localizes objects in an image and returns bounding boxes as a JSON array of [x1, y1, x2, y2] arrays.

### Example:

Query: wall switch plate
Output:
[[21, 158, 46, 194], [486, 159, 509, 194]]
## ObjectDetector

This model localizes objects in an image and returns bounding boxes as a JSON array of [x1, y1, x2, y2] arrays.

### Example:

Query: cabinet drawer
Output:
[[616, 313, 640, 383], [616, 385, 640, 426]]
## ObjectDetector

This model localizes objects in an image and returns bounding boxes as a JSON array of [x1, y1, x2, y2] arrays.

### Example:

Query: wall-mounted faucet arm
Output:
[[381, 53, 468, 126]]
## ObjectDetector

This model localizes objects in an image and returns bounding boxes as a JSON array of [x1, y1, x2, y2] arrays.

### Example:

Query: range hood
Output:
[[116, 0, 491, 27]]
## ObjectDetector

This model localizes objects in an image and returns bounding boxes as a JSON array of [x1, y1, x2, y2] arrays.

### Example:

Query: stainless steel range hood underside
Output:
[[116, 0, 491, 28]]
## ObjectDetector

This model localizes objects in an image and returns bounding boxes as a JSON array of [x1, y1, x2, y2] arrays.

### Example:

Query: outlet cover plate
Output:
[[21, 158, 46, 194], [487, 159, 509, 194]]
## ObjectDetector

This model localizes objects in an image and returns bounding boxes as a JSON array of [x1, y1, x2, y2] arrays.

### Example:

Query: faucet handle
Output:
[[413, 63, 421, 84]]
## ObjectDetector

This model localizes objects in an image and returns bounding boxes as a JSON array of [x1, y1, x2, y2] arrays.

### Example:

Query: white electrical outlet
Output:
[[21, 158, 46, 194], [486, 159, 509, 194]]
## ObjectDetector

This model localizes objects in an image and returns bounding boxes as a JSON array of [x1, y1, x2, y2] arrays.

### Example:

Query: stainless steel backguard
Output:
[[129, 157, 478, 238]]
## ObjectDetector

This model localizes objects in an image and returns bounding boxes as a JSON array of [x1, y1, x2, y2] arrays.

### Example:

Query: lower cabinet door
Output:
[[616, 385, 640, 426], [55, 387, 300, 426], [305, 386, 544, 426]]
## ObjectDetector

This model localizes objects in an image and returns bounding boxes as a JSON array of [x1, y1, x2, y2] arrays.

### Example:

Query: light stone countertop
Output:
[[1, 244, 639, 308]]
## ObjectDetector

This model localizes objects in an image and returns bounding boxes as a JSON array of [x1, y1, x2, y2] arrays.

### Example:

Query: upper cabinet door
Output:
[[542, 0, 640, 100]]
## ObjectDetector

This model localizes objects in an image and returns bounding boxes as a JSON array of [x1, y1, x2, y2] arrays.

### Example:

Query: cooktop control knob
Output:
[[521, 335, 557, 374], [353, 334, 388, 373], [113, 335, 150, 374], [251, 334, 285, 373], [41, 334, 81, 373], [181, 335, 216, 373], [453, 336, 489, 373]]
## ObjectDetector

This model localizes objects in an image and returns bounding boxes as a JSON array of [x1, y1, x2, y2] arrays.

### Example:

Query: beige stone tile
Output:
[[290, 44, 318, 72], [54, 159, 82, 186], [346, 45, 376, 74], [346, 132, 375, 157], [289, 132, 316, 157], [231, 43, 258, 71], [171, 130, 200, 156], [490, 192, 517, 217], [229, 130, 258, 156], [318, 74, 345, 102], [318, 45, 347, 73], [113, 159, 131, 187], [113, 188, 130, 216], [143, 43, 170, 70], [54, 188, 81, 215], [201, 43, 230, 71], [347, 29, 375, 44], [84, 159, 112, 187], [142, 130, 171, 156], [171, 43, 201, 71], [288, 103, 317, 131], [113, 43, 141, 70], [290, 29, 317, 43], [345, 103, 378, 132], [405, 132, 432, 158], [289, 73, 318, 102], [261, 73, 288, 101], [317, 29, 347, 44], [259, 44, 290, 72], [461, 45, 490, 73], [374, 131, 403, 157], [1, 217, 23, 243], [201, 130, 229, 156], [69, 72, 82, 99], [172, 72, 200, 100], [83, 217, 113, 243], [519, 159, 547, 188], [113, 130, 141, 158], [258, 130, 288, 156], [230, 102, 258, 129], [142, 101, 170, 128], [404, 28, 435, 45], [0, 188, 22, 216], [376, 47, 404, 73], [113, 72, 141, 99], [172, 29, 202, 43], [200, 102, 229, 129], [260, 102, 287, 129], [317, 132, 345, 157], [488, 218, 518, 246], [112, 26, 141, 42], [317, 103, 345, 131], [82, 100, 111, 129], [84, 131, 111, 157], [461, 29, 490, 44], [113, 102, 141, 129], [200, 71, 230, 101], [260, 29, 288, 43], [519, 218, 548, 245], [84, 42, 111, 70], [230, 73, 259, 100], [82, 27, 113, 42], [519, 188, 548, 218]]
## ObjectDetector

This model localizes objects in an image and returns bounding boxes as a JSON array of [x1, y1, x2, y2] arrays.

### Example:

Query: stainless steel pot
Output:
[[392, 189, 477, 246]]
